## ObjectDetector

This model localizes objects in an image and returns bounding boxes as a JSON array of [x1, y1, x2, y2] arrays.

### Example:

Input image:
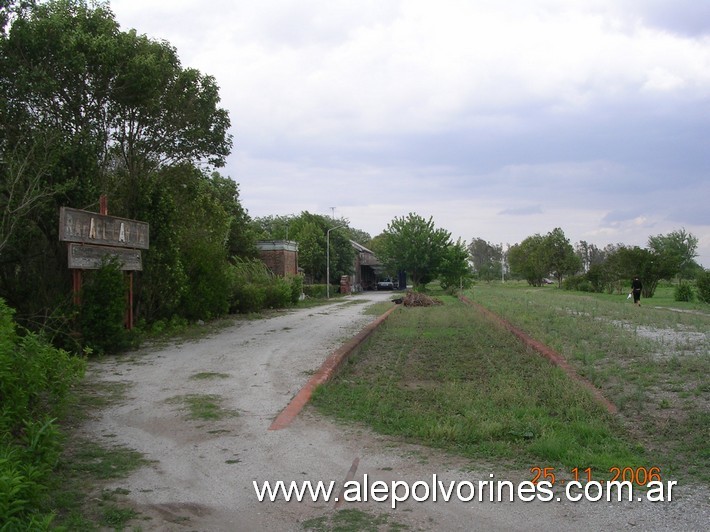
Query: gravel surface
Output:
[[81, 292, 710, 531]]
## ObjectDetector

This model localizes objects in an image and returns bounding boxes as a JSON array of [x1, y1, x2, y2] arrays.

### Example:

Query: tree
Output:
[[468, 238, 503, 282], [253, 212, 356, 284], [0, 131, 63, 254], [544, 228, 581, 287], [605, 245, 675, 298], [575, 240, 606, 273], [378, 213, 451, 289], [508, 234, 548, 286], [0, 0, 241, 330], [648, 228, 699, 284], [439, 239, 474, 292]]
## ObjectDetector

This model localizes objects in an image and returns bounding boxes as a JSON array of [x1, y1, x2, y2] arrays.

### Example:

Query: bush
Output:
[[674, 283, 695, 302], [264, 277, 292, 308], [79, 258, 130, 354], [302, 284, 334, 299], [180, 240, 230, 320], [227, 258, 296, 313], [0, 298, 85, 528], [289, 275, 304, 304], [230, 282, 266, 314], [697, 270, 710, 304]]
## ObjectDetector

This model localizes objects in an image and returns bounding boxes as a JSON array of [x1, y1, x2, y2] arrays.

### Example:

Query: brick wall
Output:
[[256, 241, 298, 276]]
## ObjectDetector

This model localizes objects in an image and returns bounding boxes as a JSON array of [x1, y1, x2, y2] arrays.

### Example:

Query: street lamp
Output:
[[327, 224, 345, 299]]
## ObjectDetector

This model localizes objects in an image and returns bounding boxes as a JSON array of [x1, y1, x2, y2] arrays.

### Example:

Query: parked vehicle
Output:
[[377, 278, 394, 290]]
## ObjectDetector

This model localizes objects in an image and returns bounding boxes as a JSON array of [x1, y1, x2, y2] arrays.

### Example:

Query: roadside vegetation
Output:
[[312, 291, 647, 478], [313, 283, 708, 484], [469, 282, 709, 483]]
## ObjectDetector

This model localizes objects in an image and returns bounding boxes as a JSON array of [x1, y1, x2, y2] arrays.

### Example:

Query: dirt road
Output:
[[83, 292, 709, 531]]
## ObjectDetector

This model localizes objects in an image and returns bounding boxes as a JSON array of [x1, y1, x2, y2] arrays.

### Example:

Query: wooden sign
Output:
[[59, 207, 149, 250], [68, 244, 142, 271]]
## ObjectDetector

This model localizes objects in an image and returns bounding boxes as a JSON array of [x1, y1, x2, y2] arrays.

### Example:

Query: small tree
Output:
[[508, 234, 548, 286], [79, 257, 130, 354], [379, 213, 451, 290], [696, 270, 710, 304], [606, 245, 675, 298], [439, 239, 474, 292], [468, 238, 503, 282], [648, 228, 699, 284], [544, 228, 582, 287]]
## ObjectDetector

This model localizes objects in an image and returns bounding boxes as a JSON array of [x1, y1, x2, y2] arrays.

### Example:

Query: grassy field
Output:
[[312, 284, 709, 484]]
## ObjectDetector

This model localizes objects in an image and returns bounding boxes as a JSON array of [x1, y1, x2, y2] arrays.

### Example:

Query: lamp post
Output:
[[327, 224, 345, 299]]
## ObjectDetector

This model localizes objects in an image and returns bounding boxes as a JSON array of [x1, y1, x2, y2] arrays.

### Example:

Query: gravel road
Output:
[[82, 292, 709, 531]]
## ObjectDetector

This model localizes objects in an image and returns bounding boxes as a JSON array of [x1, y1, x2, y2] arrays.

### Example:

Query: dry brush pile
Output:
[[394, 291, 444, 307]]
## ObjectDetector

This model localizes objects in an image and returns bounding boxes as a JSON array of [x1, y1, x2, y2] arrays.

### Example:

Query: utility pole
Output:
[[327, 224, 345, 299]]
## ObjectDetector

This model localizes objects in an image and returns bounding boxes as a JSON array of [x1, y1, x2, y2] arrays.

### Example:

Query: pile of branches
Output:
[[394, 290, 443, 307]]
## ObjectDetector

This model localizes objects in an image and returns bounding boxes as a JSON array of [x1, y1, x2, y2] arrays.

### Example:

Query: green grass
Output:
[[49, 436, 151, 530], [47, 375, 151, 530], [466, 282, 710, 482], [363, 300, 396, 316], [189, 371, 230, 380], [302, 509, 410, 531], [166, 393, 239, 421], [312, 293, 645, 476]]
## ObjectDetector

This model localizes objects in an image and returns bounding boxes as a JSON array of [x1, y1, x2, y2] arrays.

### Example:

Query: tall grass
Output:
[[468, 282, 710, 482], [0, 299, 85, 528], [312, 295, 644, 474]]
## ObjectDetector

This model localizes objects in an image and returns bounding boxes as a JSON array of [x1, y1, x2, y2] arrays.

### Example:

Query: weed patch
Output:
[[166, 394, 239, 421], [302, 508, 410, 531], [467, 283, 710, 482], [312, 295, 644, 475], [189, 371, 230, 380]]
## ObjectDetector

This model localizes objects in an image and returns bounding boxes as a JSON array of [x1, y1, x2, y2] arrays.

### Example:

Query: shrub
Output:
[[79, 258, 130, 354], [226, 258, 296, 313], [230, 282, 266, 314], [0, 298, 85, 528], [289, 275, 304, 304], [180, 240, 230, 320], [264, 277, 292, 308], [674, 283, 695, 302], [697, 270, 710, 304], [562, 275, 592, 292], [303, 284, 332, 299]]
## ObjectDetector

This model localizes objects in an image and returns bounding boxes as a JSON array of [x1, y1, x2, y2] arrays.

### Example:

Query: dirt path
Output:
[[82, 292, 709, 531]]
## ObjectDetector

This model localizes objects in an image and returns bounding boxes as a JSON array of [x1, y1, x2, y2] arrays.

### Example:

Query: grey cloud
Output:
[[498, 205, 543, 216], [631, 0, 710, 36]]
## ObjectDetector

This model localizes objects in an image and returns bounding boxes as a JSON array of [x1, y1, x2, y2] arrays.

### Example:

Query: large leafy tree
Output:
[[438, 239, 474, 291], [508, 229, 580, 287], [508, 233, 548, 286], [0, 0, 241, 327], [648, 228, 699, 284], [544, 227, 581, 287], [605, 245, 675, 298], [378, 213, 451, 289], [468, 237, 503, 282]]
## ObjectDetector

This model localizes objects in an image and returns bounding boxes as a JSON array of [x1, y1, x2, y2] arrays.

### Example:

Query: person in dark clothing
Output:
[[632, 276, 642, 306]]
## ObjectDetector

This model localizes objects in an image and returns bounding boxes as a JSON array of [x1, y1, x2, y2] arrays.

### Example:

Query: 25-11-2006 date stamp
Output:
[[531, 466, 664, 486], [530, 466, 677, 502]]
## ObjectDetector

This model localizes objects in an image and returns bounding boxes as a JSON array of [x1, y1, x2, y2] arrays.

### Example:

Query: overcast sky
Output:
[[109, 0, 710, 265]]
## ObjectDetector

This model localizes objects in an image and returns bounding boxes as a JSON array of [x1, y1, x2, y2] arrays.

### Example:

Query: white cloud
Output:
[[108, 0, 710, 266]]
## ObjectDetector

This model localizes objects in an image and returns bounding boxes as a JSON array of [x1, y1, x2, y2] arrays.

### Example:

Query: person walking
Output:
[[631, 276, 643, 306]]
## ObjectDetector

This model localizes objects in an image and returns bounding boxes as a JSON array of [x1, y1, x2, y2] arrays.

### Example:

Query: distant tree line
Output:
[[469, 227, 707, 302]]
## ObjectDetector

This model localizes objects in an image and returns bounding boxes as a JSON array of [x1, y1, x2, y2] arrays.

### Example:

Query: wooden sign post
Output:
[[60, 197, 149, 329]]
